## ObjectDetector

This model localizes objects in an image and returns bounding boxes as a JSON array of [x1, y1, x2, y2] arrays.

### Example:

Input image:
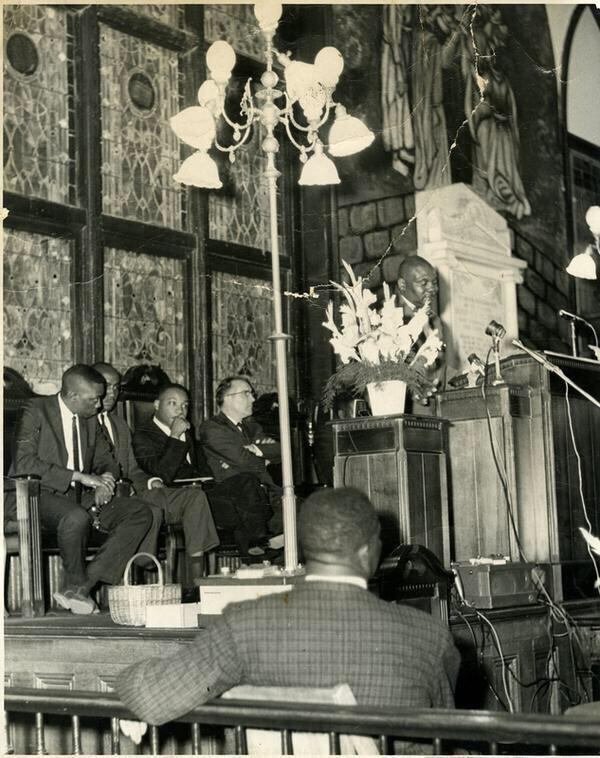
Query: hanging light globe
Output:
[[328, 105, 374, 157], [314, 46, 344, 88], [254, 1, 282, 32], [206, 40, 236, 84], [566, 246, 599, 280], [586, 205, 600, 236], [170, 107, 215, 150], [197, 79, 222, 113], [174, 150, 222, 189], [299, 141, 340, 186]]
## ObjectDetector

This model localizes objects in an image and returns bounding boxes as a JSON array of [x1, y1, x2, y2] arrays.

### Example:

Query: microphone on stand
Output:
[[485, 320, 506, 385], [558, 310, 599, 356]]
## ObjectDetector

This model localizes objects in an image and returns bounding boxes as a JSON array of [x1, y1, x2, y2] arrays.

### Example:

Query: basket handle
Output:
[[123, 552, 163, 587]]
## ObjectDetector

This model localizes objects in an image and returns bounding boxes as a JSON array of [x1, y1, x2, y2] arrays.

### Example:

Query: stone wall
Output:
[[335, 193, 574, 356], [512, 228, 574, 352], [336, 193, 417, 292]]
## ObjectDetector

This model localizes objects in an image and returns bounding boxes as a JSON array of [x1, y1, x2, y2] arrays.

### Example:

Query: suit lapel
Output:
[[47, 395, 69, 467]]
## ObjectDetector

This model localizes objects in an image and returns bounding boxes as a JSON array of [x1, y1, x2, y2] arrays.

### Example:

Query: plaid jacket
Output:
[[116, 580, 460, 725]]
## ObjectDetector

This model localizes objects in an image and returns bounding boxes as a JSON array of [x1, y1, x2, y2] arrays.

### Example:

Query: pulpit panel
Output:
[[332, 415, 450, 564]]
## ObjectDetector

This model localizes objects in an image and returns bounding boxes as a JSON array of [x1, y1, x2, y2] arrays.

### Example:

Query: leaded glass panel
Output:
[[3, 5, 74, 204], [204, 5, 266, 63], [104, 248, 187, 384], [99, 24, 183, 228], [209, 125, 284, 251], [120, 5, 182, 27], [3, 228, 73, 393], [211, 270, 277, 396]]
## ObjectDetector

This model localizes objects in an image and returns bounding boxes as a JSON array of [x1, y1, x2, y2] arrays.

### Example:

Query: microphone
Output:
[[558, 309, 599, 356], [467, 353, 486, 376], [559, 309, 582, 323]]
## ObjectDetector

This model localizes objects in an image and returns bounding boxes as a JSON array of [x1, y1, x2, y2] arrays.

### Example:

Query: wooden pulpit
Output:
[[331, 414, 450, 564], [438, 352, 600, 600]]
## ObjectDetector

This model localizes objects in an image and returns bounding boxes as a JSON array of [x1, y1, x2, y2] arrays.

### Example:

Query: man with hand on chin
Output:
[[93, 364, 218, 566], [6, 365, 154, 615], [133, 384, 274, 560]]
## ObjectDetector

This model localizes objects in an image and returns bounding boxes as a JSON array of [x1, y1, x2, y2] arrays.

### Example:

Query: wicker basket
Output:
[[108, 552, 181, 626]]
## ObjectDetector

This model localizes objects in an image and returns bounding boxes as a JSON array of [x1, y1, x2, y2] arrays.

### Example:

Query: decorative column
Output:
[[416, 183, 527, 375]]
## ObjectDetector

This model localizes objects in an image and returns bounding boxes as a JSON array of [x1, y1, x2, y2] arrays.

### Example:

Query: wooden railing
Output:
[[4, 687, 600, 755]]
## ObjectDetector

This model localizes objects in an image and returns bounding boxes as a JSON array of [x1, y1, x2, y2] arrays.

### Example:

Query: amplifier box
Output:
[[451, 561, 550, 609]]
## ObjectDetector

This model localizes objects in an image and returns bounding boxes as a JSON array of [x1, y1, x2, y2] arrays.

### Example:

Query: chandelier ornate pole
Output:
[[170, 1, 374, 572]]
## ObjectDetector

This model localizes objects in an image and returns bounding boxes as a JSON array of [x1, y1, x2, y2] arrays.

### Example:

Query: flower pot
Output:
[[366, 380, 407, 416]]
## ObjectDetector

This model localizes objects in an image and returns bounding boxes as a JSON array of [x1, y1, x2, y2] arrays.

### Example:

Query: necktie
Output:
[[72, 415, 82, 503], [99, 413, 114, 450]]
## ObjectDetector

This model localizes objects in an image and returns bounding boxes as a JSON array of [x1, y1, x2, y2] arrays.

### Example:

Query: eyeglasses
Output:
[[225, 390, 255, 399]]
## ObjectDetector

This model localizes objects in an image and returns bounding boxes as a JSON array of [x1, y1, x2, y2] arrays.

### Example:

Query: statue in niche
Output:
[[462, 6, 531, 219], [381, 4, 531, 219]]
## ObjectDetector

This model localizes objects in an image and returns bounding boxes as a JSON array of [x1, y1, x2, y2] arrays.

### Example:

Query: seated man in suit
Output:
[[116, 487, 460, 727], [6, 365, 154, 615], [199, 376, 284, 536], [132, 383, 273, 558], [92, 363, 219, 569], [199, 376, 281, 487]]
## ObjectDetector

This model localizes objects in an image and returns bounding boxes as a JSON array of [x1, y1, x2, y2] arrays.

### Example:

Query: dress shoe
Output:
[[53, 587, 98, 615]]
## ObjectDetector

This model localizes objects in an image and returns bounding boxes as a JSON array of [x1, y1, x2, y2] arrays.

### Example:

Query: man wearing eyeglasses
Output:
[[199, 376, 281, 488], [133, 381, 274, 559]]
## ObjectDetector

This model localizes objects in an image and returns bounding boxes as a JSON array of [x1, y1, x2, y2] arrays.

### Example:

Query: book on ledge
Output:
[[172, 477, 214, 485]]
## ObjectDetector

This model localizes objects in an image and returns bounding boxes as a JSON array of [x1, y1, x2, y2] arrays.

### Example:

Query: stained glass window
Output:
[[3, 5, 74, 204], [208, 124, 285, 252], [120, 5, 182, 27], [204, 5, 266, 63], [99, 24, 183, 228], [211, 270, 277, 396], [3, 228, 73, 393], [103, 248, 187, 384]]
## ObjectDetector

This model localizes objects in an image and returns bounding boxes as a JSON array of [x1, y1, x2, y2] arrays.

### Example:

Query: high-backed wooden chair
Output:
[[4, 476, 45, 617], [4, 369, 45, 616]]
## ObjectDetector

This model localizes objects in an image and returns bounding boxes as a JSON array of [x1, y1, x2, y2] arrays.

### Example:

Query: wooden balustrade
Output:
[[4, 687, 600, 755]]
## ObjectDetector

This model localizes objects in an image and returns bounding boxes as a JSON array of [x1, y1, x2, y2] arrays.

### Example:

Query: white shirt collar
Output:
[[153, 415, 175, 438], [305, 574, 367, 590], [57, 393, 83, 471], [400, 294, 417, 312], [224, 412, 242, 428]]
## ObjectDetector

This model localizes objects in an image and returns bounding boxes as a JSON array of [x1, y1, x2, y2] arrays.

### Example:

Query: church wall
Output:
[[320, 3, 581, 368]]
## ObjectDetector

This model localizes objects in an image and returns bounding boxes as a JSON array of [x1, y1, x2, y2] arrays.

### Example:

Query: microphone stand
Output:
[[569, 320, 577, 358], [512, 339, 600, 410]]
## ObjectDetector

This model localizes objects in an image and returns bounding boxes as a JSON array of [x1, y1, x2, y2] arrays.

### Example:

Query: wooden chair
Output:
[[4, 476, 45, 617], [4, 369, 46, 617]]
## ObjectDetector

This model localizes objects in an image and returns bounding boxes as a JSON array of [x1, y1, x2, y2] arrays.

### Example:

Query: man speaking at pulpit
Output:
[[397, 255, 446, 410]]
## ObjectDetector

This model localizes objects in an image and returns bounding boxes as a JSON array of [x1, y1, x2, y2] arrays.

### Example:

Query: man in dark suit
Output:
[[116, 487, 460, 725], [199, 376, 281, 487], [6, 365, 154, 614], [397, 255, 446, 411], [92, 363, 219, 563], [132, 383, 273, 557]]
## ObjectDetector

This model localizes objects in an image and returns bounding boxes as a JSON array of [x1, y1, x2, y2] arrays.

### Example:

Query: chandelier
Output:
[[170, 1, 374, 572]]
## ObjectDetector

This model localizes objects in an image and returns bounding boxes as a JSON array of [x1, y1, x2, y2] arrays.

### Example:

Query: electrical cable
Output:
[[470, 607, 515, 713], [563, 382, 600, 594], [480, 347, 529, 564]]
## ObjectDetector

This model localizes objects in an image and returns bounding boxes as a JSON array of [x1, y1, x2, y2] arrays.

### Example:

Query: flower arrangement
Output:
[[322, 260, 444, 409]]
